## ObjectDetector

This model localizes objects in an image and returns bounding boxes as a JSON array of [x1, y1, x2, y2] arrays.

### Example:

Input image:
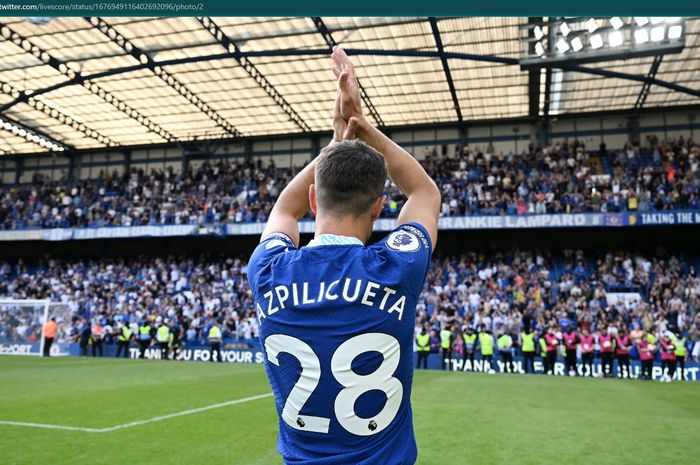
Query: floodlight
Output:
[[556, 38, 570, 54], [534, 26, 544, 40], [651, 26, 665, 42], [610, 17, 624, 30], [609, 31, 624, 48], [519, 17, 686, 69], [587, 18, 598, 33], [634, 28, 649, 44], [590, 34, 604, 49], [535, 41, 545, 56], [571, 36, 583, 51], [561, 22, 571, 37], [668, 25, 682, 40], [0, 117, 66, 151]]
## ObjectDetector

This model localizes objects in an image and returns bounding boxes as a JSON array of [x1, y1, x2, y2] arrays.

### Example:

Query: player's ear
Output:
[[369, 195, 385, 221], [309, 184, 318, 215]]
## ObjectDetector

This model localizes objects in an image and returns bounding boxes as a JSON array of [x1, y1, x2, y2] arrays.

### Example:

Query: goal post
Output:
[[0, 299, 74, 356]]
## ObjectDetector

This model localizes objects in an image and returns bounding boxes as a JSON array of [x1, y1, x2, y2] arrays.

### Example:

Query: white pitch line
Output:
[[0, 392, 273, 433], [98, 392, 273, 432], [0, 421, 100, 433]]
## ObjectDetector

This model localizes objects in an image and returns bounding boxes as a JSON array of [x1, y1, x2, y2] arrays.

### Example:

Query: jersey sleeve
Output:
[[246, 232, 297, 294], [370, 222, 432, 295]]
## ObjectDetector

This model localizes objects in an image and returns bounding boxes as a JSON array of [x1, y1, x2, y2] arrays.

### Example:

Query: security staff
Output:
[[543, 326, 560, 375], [615, 328, 632, 379], [637, 329, 656, 380], [42, 317, 57, 357], [138, 320, 152, 359], [91, 320, 104, 357], [462, 326, 477, 371], [520, 327, 536, 374], [78, 318, 90, 356], [674, 333, 687, 381], [415, 326, 430, 369], [115, 321, 133, 358], [439, 326, 453, 370], [579, 327, 595, 377], [156, 322, 171, 361], [598, 329, 615, 378], [660, 332, 677, 382], [169, 319, 183, 361], [497, 331, 514, 373], [208, 321, 223, 362], [562, 325, 579, 376], [478, 327, 495, 373]]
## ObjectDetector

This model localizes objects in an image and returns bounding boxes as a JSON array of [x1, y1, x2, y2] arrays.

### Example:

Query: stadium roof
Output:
[[0, 16, 698, 155]]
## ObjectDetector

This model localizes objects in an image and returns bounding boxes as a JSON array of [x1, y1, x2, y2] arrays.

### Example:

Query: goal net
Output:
[[0, 299, 75, 356]]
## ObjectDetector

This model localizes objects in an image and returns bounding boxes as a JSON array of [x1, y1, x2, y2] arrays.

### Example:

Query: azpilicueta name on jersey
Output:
[[256, 277, 407, 324]]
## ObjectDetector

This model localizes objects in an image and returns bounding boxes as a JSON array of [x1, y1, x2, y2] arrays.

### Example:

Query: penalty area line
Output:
[[0, 392, 273, 433]]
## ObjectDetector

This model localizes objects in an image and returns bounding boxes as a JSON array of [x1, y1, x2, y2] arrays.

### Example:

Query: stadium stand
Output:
[[1, 134, 697, 229], [2, 247, 698, 365], [2, 132, 699, 368]]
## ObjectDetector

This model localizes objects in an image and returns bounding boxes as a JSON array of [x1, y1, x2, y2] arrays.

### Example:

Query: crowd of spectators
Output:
[[1, 248, 699, 363], [1, 135, 698, 230], [410, 134, 699, 217], [419, 248, 699, 336], [417, 249, 700, 373], [0, 255, 257, 347], [0, 159, 284, 230]]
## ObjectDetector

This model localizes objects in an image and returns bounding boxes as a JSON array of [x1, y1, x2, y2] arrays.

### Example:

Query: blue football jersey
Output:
[[247, 223, 432, 465]]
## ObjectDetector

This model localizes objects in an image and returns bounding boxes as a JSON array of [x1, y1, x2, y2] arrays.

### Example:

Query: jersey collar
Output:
[[306, 234, 363, 247]]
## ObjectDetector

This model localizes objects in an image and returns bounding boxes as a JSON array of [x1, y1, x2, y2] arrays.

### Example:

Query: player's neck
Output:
[[314, 214, 370, 244]]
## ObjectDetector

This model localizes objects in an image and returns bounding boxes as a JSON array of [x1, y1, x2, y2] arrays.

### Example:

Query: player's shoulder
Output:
[[369, 222, 432, 258], [256, 232, 297, 252], [247, 233, 299, 283], [365, 222, 432, 288]]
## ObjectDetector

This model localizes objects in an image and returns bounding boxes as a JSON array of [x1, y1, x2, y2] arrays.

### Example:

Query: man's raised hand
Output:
[[330, 48, 440, 250], [332, 88, 359, 142], [331, 46, 363, 121]]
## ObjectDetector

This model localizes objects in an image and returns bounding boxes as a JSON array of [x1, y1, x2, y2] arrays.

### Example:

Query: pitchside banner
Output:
[[127, 347, 699, 381], [3, 341, 689, 382], [122, 345, 265, 364], [3, 342, 698, 381], [0, 224, 221, 241], [0, 341, 72, 356], [431, 354, 700, 381], [1, 211, 699, 241]]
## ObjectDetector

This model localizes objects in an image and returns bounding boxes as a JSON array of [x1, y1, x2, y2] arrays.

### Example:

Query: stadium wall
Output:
[[1, 223, 698, 261], [1, 108, 697, 183], [1, 210, 700, 243]]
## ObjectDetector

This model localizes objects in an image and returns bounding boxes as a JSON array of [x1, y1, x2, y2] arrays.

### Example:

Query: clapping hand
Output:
[[332, 88, 359, 142], [331, 46, 363, 142]]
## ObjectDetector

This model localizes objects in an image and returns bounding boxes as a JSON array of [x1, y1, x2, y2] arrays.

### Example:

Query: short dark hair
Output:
[[315, 140, 387, 217]]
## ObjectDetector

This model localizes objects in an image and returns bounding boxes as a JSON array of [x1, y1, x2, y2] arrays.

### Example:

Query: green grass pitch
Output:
[[1, 356, 699, 465]]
